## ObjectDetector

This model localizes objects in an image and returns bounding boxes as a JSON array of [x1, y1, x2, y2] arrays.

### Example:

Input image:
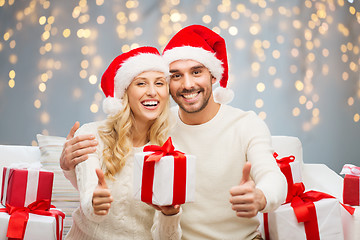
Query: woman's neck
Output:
[[131, 120, 153, 147]]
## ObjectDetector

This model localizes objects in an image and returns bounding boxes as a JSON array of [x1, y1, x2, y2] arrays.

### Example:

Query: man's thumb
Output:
[[67, 121, 80, 140], [240, 162, 251, 184], [96, 168, 108, 189]]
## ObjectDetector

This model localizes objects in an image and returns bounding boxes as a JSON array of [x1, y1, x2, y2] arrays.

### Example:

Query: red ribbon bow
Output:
[[273, 152, 296, 203], [141, 137, 187, 205], [0, 199, 65, 240]]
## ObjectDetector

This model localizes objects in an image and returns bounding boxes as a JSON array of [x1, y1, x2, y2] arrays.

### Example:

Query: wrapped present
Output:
[[262, 183, 355, 240], [340, 164, 360, 206], [0, 200, 65, 240], [273, 152, 302, 203], [1, 163, 54, 209], [133, 137, 196, 206]]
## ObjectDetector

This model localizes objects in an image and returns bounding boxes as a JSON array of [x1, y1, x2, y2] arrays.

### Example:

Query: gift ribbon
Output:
[[263, 182, 355, 240], [340, 164, 360, 176], [141, 137, 187, 205], [273, 152, 296, 203], [0, 199, 65, 240]]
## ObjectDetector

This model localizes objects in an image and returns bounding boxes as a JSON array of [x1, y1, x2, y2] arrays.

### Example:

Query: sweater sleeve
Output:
[[74, 123, 108, 223], [243, 113, 287, 212], [62, 169, 78, 190], [151, 207, 182, 240]]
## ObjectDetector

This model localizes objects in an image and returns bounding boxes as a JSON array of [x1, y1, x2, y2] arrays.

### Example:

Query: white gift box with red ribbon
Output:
[[1, 164, 54, 208], [264, 198, 344, 240], [340, 164, 360, 206], [0, 208, 64, 240], [133, 152, 196, 206]]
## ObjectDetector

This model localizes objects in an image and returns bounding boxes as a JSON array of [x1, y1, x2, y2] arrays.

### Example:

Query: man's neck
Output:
[[178, 99, 221, 125]]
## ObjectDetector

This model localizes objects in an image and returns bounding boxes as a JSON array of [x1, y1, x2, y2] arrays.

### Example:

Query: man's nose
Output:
[[183, 73, 195, 89]]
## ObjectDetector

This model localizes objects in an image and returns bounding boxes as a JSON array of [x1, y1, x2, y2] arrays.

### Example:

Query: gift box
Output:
[[273, 152, 302, 203], [1, 165, 54, 208], [340, 164, 360, 206], [0, 206, 64, 240], [263, 198, 344, 240], [133, 137, 196, 206]]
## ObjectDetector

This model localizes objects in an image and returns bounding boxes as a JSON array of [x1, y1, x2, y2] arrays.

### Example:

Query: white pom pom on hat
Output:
[[101, 46, 169, 116], [163, 24, 234, 104]]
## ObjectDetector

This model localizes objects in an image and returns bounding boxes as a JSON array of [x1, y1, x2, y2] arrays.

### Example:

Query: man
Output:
[[61, 25, 287, 240]]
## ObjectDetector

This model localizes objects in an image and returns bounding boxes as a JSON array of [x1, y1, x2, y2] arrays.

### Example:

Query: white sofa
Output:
[[0, 136, 359, 239]]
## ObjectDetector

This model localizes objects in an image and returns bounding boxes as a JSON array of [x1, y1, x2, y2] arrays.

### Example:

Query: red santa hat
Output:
[[163, 25, 234, 104], [101, 46, 169, 115]]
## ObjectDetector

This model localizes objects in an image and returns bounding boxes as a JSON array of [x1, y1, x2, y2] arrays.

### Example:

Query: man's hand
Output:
[[229, 162, 266, 218], [148, 203, 181, 216], [92, 168, 113, 215], [60, 121, 98, 171]]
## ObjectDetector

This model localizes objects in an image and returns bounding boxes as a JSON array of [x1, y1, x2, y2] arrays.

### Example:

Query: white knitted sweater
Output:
[[64, 121, 181, 240]]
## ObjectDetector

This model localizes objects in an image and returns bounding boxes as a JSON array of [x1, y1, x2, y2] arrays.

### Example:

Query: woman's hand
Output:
[[92, 168, 113, 215], [148, 203, 181, 216]]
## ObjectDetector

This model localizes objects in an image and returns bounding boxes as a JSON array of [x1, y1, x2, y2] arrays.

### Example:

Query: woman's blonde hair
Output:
[[98, 91, 170, 179]]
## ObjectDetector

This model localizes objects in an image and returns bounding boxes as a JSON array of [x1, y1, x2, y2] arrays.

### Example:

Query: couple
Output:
[[61, 25, 287, 240]]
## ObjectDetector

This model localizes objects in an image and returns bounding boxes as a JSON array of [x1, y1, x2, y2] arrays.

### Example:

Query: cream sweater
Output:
[[64, 121, 181, 240], [169, 104, 287, 240]]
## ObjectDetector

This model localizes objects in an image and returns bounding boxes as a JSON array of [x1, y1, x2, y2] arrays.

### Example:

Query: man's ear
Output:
[[211, 76, 217, 84]]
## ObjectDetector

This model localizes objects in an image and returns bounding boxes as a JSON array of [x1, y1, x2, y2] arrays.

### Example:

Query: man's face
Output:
[[169, 60, 216, 114]]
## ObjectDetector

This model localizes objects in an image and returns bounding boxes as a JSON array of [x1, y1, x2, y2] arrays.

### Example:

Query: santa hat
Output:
[[163, 25, 234, 104], [101, 46, 169, 115]]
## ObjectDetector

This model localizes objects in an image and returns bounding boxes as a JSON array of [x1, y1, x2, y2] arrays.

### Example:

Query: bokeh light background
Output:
[[0, 0, 359, 173]]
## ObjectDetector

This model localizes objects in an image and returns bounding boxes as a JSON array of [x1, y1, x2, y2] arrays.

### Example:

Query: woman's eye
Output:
[[156, 81, 164, 86], [136, 82, 145, 86]]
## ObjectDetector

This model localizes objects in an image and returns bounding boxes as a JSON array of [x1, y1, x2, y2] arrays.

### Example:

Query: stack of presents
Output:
[[0, 135, 359, 239], [0, 164, 65, 239]]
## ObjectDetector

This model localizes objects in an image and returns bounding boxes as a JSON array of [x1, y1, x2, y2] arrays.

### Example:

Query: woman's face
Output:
[[127, 71, 169, 125]]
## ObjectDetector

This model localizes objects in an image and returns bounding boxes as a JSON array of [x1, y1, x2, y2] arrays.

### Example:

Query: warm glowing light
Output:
[[90, 103, 99, 113], [251, 62, 260, 71], [272, 50, 280, 59], [256, 83, 265, 92], [299, 95, 307, 104], [39, 16, 46, 25], [40, 112, 50, 124], [89, 75, 97, 84], [274, 78, 282, 88], [354, 114, 360, 122], [268, 66, 276, 75], [39, 83, 46, 92], [63, 29, 71, 38], [8, 79, 15, 88], [295, 80, 304, 91], [80, 70, 87, 79], [34, 99, 41, 109], [255, 99, 264, 108], [292, 107, 300, 117], [41, 73, 48, 82], [347, 97, 354, 106], [258, 111, 266, 120], [97, 15, 105, 24], [229, 26, 238, 36], [9, 70, 15, 79]]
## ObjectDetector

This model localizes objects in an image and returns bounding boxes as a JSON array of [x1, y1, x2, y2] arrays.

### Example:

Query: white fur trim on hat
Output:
[[103, 97, 123, 116], [213, 87, 234, 104], [163, 46, 224, 83], [114, 53, 169, 99]]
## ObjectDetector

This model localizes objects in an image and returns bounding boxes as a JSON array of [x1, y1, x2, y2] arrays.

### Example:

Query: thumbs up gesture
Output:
[[229, 162, 266, 218], [92, 168, 113, 215]]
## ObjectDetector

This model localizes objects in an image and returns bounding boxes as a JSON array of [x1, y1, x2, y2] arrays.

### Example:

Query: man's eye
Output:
[[193, 70, 200, 75], [171, 74, 181, 79]]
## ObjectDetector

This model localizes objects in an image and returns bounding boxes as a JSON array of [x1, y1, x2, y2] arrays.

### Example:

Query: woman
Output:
[[65, 47, 181, 240]]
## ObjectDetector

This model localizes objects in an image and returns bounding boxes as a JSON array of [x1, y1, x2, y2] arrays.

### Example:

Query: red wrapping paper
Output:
[[1, 167, 54, 209]]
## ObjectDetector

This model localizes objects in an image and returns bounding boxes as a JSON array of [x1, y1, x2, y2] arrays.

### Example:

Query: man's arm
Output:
[[60, 121, 98, 188]]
